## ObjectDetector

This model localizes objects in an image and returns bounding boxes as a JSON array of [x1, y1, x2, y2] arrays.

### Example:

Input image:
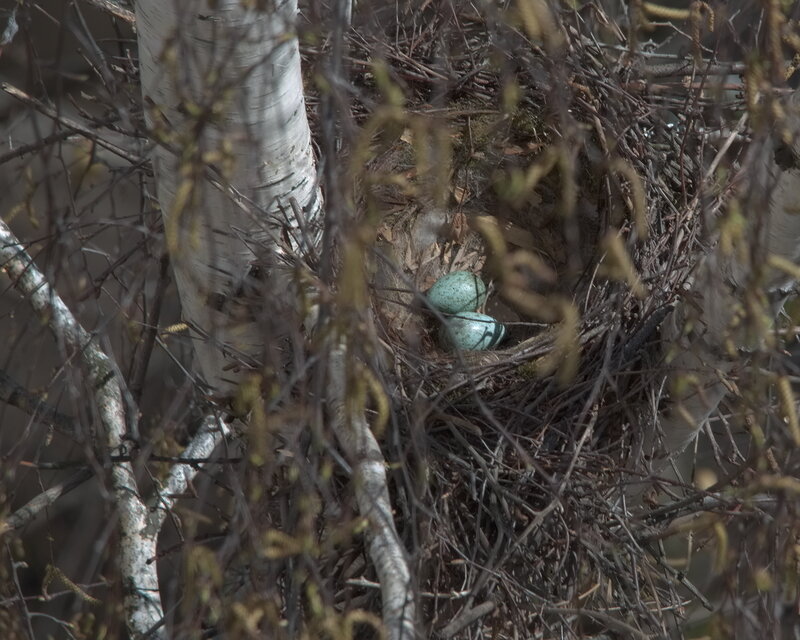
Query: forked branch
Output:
[[0, 218, 163, 637]]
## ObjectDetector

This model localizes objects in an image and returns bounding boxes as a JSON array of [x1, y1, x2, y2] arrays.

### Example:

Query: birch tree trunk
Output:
[[135, 2, 416, 636], [135, 0, 322, 394]]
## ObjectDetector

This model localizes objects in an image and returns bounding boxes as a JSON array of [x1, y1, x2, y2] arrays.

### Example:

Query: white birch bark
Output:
[[135, 0, 322, 394], [135, 1, 417, 636], [0, 219, 164, 638], [328, 342, 417, 640]]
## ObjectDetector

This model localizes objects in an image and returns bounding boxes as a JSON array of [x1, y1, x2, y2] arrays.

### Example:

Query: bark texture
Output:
[[136, 0, 322, 393]]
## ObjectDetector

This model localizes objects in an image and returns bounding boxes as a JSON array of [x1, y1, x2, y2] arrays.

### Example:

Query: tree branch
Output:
[[0, 469, 93, 534], [328, 341, 416, 640], [0, 219, 164, 638], [0, 368, 76, 436], [147, 413, 232, 531]]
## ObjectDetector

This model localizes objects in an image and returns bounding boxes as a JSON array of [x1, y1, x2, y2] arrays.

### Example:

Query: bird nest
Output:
[[300, 2, 799, 638], [5, 1, 800, 638]]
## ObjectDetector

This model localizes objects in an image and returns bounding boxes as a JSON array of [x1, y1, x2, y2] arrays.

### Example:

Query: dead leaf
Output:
[[503, 145, 526, 156], [377, 225, 393, 243], [448, 211, 469, 243]]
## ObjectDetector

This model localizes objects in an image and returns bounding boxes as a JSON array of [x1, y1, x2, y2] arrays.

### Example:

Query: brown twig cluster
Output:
[[307, 2, 800, 637], [5, 1, 800, 638]]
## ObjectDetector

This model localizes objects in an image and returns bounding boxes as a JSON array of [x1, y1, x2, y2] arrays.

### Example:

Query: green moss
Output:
[[517, 360, 539, 379], [510, 106, 544, 139]]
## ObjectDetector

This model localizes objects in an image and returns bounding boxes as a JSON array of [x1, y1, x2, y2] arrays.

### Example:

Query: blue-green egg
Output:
[[439, 312, 506, 351], [427, 271, 487, 314]]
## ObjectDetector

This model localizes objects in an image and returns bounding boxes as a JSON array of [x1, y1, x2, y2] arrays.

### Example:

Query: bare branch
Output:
[[79, 0, 135, 25], [0, 470, 93, 534], [0, 368, 76, 436], [0, 83, 144, 167], [328, 341, 416, 640], [147, 413, 232, 531], [0, 219, 164, 638]]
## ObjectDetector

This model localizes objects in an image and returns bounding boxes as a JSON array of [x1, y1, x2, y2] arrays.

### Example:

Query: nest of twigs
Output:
[[301, 2, 800, 638], [7, 1, 800, 638]]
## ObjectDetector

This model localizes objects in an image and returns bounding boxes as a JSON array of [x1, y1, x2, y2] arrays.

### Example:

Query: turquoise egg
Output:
[[427, 271, 487, 314], [439, 312, 506, 351]]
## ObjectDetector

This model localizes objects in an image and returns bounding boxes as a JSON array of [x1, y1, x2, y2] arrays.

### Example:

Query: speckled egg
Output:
[[427, 271, 487, 314], [439, 312, 506, 351]]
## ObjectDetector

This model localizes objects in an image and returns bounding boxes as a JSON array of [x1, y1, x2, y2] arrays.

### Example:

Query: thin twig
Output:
[[0, 368, 76, 436], [438, 600, 496, 639], [1, 83, 143, 167], [129, 252, 170, 402], [79, 0, 135, 25], [1, 470, 93, 534]]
